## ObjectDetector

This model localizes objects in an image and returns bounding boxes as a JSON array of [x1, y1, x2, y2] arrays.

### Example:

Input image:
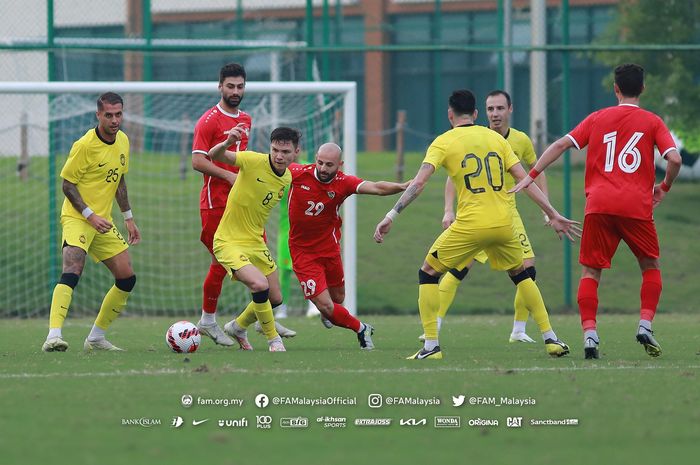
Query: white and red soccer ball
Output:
[[166, 321, 201, 353]]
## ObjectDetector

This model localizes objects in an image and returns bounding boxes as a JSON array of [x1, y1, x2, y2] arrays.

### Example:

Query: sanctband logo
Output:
[[400, 418, 427, 427], [280, 417, 309, 428], [434, 416, 461, 428]]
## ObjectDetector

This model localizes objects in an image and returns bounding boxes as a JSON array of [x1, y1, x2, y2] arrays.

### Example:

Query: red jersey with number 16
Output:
[[567, 104, 676, 220], [288, 163, 364, 255], [192, 103, 252, 209]]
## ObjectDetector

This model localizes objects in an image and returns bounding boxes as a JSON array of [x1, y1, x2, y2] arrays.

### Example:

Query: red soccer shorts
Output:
[[292, 251, 345, 299], [200, 208, 225, 254], [579, 213, 660, 269]]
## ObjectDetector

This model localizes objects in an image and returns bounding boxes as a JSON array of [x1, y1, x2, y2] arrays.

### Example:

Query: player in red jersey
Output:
[[191, 62, 294, 346], [511, 64, 682, 359], [288, 143, 409, 349]]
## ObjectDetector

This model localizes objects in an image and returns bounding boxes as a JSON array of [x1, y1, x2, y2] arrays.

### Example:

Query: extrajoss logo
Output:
[[452, 395, 465, 407], [255, 394, 270, 409], [181, 394, 193, 408]]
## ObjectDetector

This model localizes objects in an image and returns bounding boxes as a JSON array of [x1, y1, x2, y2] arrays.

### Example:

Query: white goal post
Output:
[[0, 81, 358, 316]]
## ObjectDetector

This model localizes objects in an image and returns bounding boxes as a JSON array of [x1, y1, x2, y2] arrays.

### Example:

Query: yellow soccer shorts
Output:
[[61, 216, 128, 263], [213, 238, 278, 279], [426, 223, 523, 273]]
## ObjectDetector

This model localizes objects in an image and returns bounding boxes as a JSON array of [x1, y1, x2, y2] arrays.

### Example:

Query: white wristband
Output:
[[81, 207, 94, 219], [385, 209, 399, 221], [122, 209, 133, 220]]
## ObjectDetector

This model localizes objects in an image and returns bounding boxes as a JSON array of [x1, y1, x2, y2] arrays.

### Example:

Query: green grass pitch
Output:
[[1, 314, 699, 465]]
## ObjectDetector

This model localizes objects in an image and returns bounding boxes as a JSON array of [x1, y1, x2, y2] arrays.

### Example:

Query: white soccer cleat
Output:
[[223, 320, 253, 350], [83, 338, 124, 351], [509, 332, 537, 343], [321, 316, 334, 329], [268, 340, 286, 352], [254, 320, 297, 338], [357, 324, 375, 350], [197, 320, 235, 346], [42, 337, 69, 352]]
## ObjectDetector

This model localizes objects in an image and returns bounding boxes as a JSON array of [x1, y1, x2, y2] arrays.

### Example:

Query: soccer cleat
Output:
[[418, 333, 426, 342], [268, 340, 286, 352], [544, 338, 570, 357], [197, 320, 235, 347], [253, 320, 297, 338], [357, 324, 375, 350], [509, 332, 537, 343], [636, 328, 662, 357], [321, 316, 334, 329], [406, 346, 442, 360], [83, 338, 124, 352], [42, 337, 69, 352], [584, 337, 600, 359], [223, 321, 253, 350]]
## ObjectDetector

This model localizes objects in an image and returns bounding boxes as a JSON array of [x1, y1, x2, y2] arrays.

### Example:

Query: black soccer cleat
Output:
[[636, 328, 662, 357]]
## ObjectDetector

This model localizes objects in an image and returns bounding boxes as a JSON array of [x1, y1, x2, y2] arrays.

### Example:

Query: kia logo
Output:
[[400, 418, 427, 426]]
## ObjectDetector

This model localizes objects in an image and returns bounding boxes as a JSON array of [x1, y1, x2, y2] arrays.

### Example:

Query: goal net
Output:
[[0, 81, 357, 318]]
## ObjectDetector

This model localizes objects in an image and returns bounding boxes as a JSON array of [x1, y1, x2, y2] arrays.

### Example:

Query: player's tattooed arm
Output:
[[392, 163, 435, 213], [116, 176, 131, 213], [62, 179, 89, 213]]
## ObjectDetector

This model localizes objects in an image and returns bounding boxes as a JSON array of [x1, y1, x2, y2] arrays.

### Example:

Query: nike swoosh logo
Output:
[[261, 321, 272, 325], [256, 178, 264, 182], [415, 350, 436, 359], [98, 162, 107, 167], [192, 419, 209, 426]]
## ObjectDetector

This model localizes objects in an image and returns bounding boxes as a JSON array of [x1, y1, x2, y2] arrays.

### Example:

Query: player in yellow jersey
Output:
[[42, 92, 140, 353], [374, 89, 580, 360], [207, 126, 301, 352], [421, 90, 552, 344]]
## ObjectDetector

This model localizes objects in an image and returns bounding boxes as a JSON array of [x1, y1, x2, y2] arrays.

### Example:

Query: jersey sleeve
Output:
[[60, 140, 89, 184], [234, 150, 262, 170], [344, 174, 365, 194], [192, 116, 216, 156], [502, 140, 520, 172], [423, 135, 448, 169], [653, 116, 677, 158], [519, 133, 537, 166], [567, 112, 596, 150]]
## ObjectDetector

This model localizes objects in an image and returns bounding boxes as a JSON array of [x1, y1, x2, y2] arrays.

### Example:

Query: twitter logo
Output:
[[452, 395, 465, 407]]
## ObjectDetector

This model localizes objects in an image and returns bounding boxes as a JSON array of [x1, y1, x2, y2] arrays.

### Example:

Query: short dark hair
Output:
[[270, 127, 301, 148], [449, 90, 476, 116], [614, 63, 644, 97], [486, 89, 512, 107], [97, 92, 123, 111], [219, 62, 246, 84]]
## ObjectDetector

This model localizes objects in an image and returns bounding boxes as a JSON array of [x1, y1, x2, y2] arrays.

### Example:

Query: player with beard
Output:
[[191, 63, 296, 346], [287, 143, 409, 349]]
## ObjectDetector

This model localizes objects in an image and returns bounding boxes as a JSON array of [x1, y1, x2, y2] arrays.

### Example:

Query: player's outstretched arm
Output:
[[357, 179, 411, 196], [192, 153, 238, 186], [116, 176, 140, 245], [207, 123, 246, 166], [374, 163, 434, 243], [653, 148, 682, 208], [509, 164, 581, 242], [62, 179, 113, 234], [509, 136, 574, 194], [442, 177, 456, 229]]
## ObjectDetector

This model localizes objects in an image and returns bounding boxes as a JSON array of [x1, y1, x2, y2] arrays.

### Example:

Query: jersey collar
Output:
[[268, 155, 286, 177], [618, 103, 639, 107], [216, 103, 240, 118], [455, 123, 475, 128], [313, 167, 336, 184], [94, 126, 116, 145]]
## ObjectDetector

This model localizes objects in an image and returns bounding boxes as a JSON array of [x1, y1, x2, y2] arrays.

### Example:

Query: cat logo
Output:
[[327, 191, 335, 199], [79, 234, 86, 244], [120, 154, 126, 166]]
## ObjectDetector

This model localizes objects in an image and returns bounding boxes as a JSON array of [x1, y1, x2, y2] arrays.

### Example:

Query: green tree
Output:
[[596, 0, 700, 151]]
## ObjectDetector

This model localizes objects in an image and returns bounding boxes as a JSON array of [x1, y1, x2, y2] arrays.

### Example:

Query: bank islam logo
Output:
[[257, 415, 273, 429], [171, 416, 184, 428], [255, 394, 270, 409], [507, 417, 523, 428], [181, 394, 193, 408], [452, 395, 465, 407]]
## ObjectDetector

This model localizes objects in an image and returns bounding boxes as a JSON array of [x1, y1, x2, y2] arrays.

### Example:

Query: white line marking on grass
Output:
[[1, 364, 699, 379]]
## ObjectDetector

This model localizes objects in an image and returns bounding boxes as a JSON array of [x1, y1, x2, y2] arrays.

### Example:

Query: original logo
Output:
[[280, 417, 309, 428], [218, 418, 249, 428], [452, 395, 465, 407], [120, 154, 126, 166], [399, 418, 427, 427], [368, 394, 383, 409], [171, 416, 184, 428], [256, 415, 272, 429], [434, 416, 461, 428], [181, 395, 193, 408], [255, 394, 269, 409], [327, 191, 335, 199], [507, 417, 523, 428]]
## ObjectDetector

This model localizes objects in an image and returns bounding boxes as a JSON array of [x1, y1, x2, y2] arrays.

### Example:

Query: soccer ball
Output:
[[166, 321, 201, 353]]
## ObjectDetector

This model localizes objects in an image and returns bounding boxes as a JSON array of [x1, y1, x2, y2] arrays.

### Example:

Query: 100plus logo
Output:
[[256, 415, 272, 429]]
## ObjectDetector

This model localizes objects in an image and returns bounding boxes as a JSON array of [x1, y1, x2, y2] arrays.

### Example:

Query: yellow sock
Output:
[[94, 285, 130, 330], [418, 283, 440, 340], [513, 286, 530, 324], [515, 278, 552, 333], [252, 300, 278, 340], [438, 272, 461, 319], [235, 302, 258, 329], [49, 283, 73, 329]]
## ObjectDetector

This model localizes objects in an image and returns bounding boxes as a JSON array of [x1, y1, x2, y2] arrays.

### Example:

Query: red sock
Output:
[[202, 263, 227, 313], [327, 303, 362, 332], [578, 277, 599, 331], [640, 269, 662, 322]]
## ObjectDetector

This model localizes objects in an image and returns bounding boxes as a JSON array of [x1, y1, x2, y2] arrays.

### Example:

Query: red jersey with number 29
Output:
[[288, 163, 364, 255], [192, 104, 252, 209], [567, 104, 676, 220]]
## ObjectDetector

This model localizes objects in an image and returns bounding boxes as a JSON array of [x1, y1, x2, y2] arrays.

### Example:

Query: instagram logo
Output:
[[368, 394, 383, 408]]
